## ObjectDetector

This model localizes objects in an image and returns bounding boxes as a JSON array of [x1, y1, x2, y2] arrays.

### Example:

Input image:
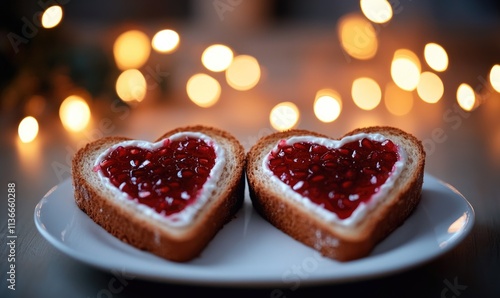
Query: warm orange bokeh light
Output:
[[152, 29, 180, 53], [417, 71, 444, 104], [490, 64, 500, 93], [270, 102, 300, 131], [314, 89, 342, 123], [202, 44, 234, 72], [41, 5, 63, 29], [384, 82, 414, 116], [360, 0, 393, 24], [113, 30, 151, 70], [338, 13, 378, 60], [186, 73, 221, 108], [391, 49, 421, 91], [456, 83, 476, 111], [352, 77, 382, 110], [18, 116, 39, 143], [424, 43, 449, 72], [59, 95, 91, 132], [115, 69, 147, 103], [225, 55, 261, 91]]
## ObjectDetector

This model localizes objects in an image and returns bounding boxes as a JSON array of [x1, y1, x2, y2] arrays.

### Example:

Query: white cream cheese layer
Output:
[[263, 133, 407, 227], [94, 132, 225, 227]]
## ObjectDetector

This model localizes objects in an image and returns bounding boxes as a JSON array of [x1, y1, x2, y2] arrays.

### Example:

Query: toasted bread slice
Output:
[[246, 126, 425, 261], [72, 125, 245, 262]]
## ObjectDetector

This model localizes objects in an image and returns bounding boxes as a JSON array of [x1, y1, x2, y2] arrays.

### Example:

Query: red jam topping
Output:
[[267, 137, 399, 219], [96, 137, 216, 216]]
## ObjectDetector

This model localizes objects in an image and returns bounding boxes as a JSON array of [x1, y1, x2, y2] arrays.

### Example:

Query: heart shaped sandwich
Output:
[[246, 126, 425, 261], [72, 125, 245, 262]]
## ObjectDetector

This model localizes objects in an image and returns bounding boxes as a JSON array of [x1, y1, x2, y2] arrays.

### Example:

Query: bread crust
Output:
[[246, 126, 425, 261], [72, 125, 245, 262]]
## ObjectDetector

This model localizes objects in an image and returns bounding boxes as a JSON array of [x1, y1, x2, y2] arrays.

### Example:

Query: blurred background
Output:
[[1, 0, 500, 144]]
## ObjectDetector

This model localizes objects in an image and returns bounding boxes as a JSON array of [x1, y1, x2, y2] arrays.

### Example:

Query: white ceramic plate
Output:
[[34, 174, 474, 286]]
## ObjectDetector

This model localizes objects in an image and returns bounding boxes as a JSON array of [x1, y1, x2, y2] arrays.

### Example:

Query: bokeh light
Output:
[[113, 30, 151, 70], [225, 55, 261, 91], [269, 102, 300, 131], [384, 82, 414, 116], [456, 83, 476, 111], [424, 43, 449, 72], [115, 69, 147, 103], [360, 0, 393, 24], [351, 77, 382, 110], [417, 71, 444, 103], [186, 73, 221, 108], [59, 95, 91, 132], [391, 49, 421, 91], [152, 29, 180, 53], [18, 116, 39, 143], [490, 64, 500, 93], [338, 13, 378, 60], [202, 44, 234, 72], [314, 89, 342, 123], [41, 5, 63, 29]]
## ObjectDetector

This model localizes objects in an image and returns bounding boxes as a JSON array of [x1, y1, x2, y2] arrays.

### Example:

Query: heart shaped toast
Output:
[[246, 126, 425, 261], [72, 125, 245, 262]]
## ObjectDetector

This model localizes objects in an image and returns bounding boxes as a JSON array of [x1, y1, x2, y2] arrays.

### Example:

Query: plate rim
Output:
[[34, 173, 475, 287]]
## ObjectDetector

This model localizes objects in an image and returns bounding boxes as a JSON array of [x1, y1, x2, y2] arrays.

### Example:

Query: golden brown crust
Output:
[[246, 126, 425, 261], [72, 125, 245, 262]]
